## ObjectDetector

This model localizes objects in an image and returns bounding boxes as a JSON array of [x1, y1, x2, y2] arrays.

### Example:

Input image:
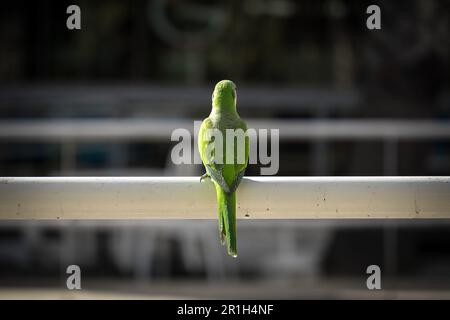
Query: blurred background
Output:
[[0, 0, 449, 299]]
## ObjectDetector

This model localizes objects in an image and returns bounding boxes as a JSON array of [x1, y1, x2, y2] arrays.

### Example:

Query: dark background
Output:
[[0, 0, 449, 298]]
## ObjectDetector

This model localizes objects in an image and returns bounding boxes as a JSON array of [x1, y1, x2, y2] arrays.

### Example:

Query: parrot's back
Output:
[[198, 80, 249, 257]]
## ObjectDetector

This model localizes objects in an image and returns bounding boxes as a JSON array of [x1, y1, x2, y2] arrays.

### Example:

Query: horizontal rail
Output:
[[0, 177, 449, 219], [1, 119, 450, 142], [2, 220, 450, 228], [0, 84, 359, 110]]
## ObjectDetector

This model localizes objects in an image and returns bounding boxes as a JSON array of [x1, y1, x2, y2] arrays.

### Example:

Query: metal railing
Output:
[[1, 176, 449, 219]]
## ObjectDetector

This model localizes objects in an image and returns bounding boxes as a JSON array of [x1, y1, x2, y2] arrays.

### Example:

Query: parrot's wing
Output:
[[205, 164, 231, 193], [233, 119, 249, 174], [228, 119, 249, 193], [198, 117, 231, 193], [198, 117, 249, 194], [228, 168, 245, 194]]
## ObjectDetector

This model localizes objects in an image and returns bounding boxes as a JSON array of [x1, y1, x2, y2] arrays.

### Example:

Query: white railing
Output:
[[1, 176, 449, 219]]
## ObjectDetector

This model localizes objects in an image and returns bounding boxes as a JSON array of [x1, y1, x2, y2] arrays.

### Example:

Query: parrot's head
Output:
[[212, 80, 237, 112]]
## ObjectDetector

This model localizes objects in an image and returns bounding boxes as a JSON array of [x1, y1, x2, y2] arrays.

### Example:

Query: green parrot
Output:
[[198, 80, 249, 257]]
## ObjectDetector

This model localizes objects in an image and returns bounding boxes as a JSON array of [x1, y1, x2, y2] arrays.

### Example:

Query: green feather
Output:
[[216, 185, 237, 257], [198, 80, 248, 257]]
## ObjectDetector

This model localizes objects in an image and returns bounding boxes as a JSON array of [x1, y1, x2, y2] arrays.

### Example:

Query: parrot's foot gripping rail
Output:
[[0, 177, 449, 220]]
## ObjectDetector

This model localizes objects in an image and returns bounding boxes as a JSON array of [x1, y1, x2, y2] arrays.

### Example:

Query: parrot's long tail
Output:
[[215, 185, 237, 257]]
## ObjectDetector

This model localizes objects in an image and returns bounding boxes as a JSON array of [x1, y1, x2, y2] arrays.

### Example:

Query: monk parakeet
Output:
[[198, 80, 249, 257]]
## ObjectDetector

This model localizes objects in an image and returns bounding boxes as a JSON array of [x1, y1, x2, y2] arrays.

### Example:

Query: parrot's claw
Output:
[[200, 173, 210, 182]]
